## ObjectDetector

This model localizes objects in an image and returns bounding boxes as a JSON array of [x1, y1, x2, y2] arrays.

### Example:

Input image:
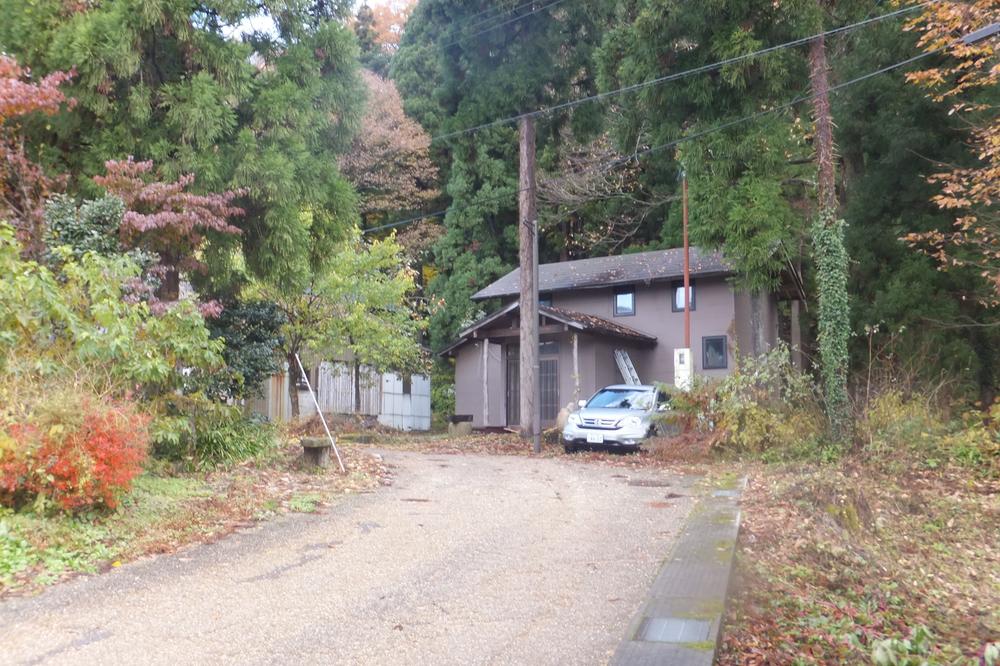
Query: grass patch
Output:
[[0, 474, 210, 590], [287, 493, 323, 513], [0, 442, 388, 597]]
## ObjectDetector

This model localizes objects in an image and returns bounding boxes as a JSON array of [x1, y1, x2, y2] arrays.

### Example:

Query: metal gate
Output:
[[540, 358, 558, 422]]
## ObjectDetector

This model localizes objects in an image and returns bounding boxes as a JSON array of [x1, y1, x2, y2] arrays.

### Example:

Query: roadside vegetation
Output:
[[653, 346, 1000, 664]]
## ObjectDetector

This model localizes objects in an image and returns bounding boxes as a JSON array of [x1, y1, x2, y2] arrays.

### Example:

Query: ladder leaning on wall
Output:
[[614, 349, 641, 385]]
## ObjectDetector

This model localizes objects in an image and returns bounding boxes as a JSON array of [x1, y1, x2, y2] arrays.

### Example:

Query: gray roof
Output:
[[472, 247, 730, 300]]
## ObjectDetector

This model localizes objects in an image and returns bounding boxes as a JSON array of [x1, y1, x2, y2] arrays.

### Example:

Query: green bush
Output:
[[205, 300, 285, 401], [858, 391, 941, 460], [664, 344, 829, 459], [430, 359, 455, 428], [44, 194, 124, 258], [857, 390, 999, 473], [152, 397, 276, 469]]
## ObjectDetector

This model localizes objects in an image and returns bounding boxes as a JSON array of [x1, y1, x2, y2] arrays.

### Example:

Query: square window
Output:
[[614, 287, 635, 316], [703, 336, 728, 370], [672, 281, 696, 312], [539, 293, 552, 307]]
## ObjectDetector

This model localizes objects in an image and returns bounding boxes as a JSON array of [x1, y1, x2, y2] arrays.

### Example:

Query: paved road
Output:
[[1, 451, 697, 665]]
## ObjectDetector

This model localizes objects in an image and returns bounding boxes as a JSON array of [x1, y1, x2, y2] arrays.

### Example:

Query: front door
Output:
[[506, 345, 559, 426], [540, 358, 559, 422]]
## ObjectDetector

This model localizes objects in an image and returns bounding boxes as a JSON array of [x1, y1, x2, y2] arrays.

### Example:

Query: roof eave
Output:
[[471, 269, 734, 301]]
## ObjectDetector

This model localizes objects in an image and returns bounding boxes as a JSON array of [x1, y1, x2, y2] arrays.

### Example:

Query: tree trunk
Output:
[[287, 352, 300, 419], [158, 265, 181, 301], [353, 359, 361, 414], [749, 292, 766, 356], [809, 32, 852, 439]]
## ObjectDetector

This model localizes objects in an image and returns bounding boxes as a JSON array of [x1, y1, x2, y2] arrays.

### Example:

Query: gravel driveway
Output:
[[0, 450, 697, 665]]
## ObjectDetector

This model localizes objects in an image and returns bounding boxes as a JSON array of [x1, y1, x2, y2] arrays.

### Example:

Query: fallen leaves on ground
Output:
[[717, 462, 1000, 665], [372, 430, 714, 476]]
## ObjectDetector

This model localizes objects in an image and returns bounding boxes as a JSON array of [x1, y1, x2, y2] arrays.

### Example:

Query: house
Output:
[[441, 247, 778, 429]]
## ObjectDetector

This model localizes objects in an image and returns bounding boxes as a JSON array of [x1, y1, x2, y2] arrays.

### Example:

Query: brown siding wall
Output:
[[547, 277, 741, 383], [454, 341, 505, 428]]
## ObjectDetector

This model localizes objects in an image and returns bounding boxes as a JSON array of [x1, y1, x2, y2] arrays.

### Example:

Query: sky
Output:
[[228, 1, 409, 40]]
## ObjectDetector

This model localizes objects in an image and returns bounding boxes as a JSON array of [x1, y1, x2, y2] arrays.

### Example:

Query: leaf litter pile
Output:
[[717, 464, 999, 664], [378, 430, 715, 476]]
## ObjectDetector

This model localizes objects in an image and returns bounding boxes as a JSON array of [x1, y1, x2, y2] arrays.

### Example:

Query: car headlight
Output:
[[619, 416, 642, 429], [567, 413, 581, 426]]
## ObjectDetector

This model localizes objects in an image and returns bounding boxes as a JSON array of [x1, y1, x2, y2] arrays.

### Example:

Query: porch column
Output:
[[572, 333, 580, 403], [482, 341, 489, 427]]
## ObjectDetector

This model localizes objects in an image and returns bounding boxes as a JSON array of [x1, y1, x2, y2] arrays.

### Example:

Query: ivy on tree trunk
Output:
[[809, 33, 851, 439]]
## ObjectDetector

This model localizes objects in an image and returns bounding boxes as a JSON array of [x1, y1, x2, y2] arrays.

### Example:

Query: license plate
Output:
[[586, 432, 605, 444]]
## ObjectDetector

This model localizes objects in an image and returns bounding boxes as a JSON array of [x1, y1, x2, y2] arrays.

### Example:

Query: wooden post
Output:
[[518, 116, 540, 453], [481, 341, 489, 427], [572, 332, 580, 403]]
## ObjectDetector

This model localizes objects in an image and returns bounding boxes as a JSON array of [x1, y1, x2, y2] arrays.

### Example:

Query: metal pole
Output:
[[294, 354, 346, 474], [682, 171, 691, 350]]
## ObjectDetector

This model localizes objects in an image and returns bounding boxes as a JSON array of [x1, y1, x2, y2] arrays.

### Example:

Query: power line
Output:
[[430, 2, 929, 143], [457, 0, 546, 36], [364, 46, 939, 235], [438, 0, 569, 50]]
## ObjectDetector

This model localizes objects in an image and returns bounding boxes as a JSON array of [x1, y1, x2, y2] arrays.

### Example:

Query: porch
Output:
[[444, 303, 657, 429]]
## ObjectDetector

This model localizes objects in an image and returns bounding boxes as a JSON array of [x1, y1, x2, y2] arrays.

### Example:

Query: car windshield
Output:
[[586, 388, 654, 410]]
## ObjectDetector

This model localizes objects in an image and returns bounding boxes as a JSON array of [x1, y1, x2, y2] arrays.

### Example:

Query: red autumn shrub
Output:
[[0, 397, 149, 511]]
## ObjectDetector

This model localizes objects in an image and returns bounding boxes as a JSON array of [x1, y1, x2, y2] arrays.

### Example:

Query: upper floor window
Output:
[[703, 335, 728, 370], [539, 293, 552, 307], [614, 287, 635, 316], [671, 280, 696, 312]]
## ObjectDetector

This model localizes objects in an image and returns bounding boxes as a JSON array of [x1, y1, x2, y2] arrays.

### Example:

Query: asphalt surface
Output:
[[0, 450, 697, 665]]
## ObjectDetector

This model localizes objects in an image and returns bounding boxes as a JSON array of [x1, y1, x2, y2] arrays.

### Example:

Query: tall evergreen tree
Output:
[[0, 0, 365, 294], [596, 0, 820, 294], [392, 0, 612, 349]]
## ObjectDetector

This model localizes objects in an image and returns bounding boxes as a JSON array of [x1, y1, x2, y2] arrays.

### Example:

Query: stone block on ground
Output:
[[301, 436, 332, 468], [447, 421, 473, 437]]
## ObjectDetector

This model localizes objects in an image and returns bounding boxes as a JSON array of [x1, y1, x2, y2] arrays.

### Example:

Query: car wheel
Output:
[[564, 443, 577, 454]]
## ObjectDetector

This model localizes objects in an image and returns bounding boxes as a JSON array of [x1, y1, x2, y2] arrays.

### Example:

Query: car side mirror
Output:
[[577, 399, 587, 408]]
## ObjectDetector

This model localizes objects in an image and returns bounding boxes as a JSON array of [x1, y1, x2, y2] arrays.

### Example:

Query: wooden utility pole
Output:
[[518, 116, 541, 454], [682, 171, 691, 349]]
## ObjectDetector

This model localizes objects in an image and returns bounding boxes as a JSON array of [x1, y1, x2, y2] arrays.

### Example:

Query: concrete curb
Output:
[[611, 475, 746, 666]]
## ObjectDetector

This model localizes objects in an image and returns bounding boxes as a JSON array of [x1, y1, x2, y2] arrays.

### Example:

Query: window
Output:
[[539, 340, 560, 356], [703, 336, 728, 370], [585, 387, 654, 410], [671, 280, 696, 312], [539, 293, 553, 307], [401, 373, 412, 395], [614, 287, 635, 316]]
